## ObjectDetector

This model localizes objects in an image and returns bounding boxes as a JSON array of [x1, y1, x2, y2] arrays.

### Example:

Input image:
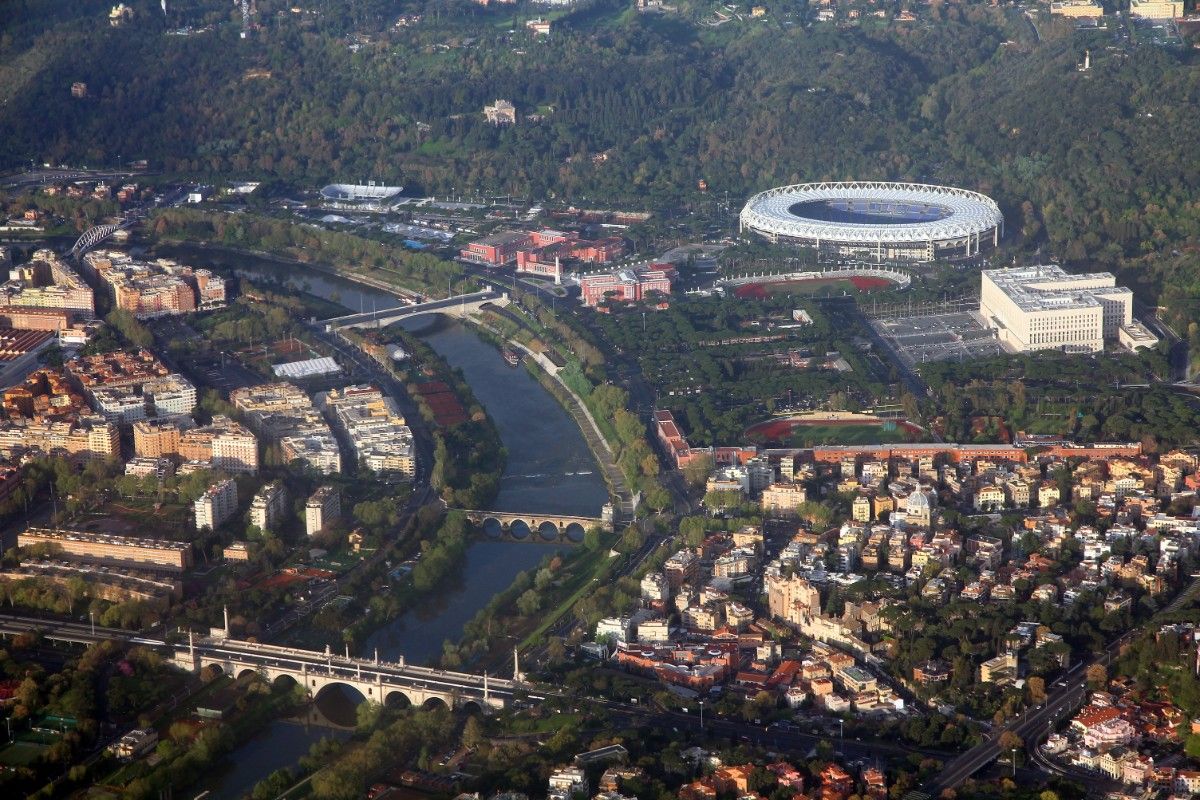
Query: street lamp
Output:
[[89, 611, 94, 637], [698, 699, 704, 730]]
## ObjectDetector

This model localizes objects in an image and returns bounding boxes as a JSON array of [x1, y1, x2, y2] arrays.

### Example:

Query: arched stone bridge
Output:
[[171, 636, 516, 712], [461, 509, 611, 543]]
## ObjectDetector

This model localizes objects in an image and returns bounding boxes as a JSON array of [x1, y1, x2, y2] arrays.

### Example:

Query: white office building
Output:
[[979, 266, 1150, 354]]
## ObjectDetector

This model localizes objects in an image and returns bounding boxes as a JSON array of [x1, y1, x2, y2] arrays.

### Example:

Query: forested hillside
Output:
[[4, 0, 1200, 324]]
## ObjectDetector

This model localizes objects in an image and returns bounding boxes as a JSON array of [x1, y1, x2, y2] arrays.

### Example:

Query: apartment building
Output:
[[305, 486, 341, 536], [177, 415, 258, 474], [250, 481, 288, 532], [2, 368, 88, 423], [66, 349, 196, 423], [0, 415, 120, 463], [132, 418, 187, 458], [82, 249, 226, 317], [320, 384, 415, 478], [89, 374, 197, 424], [231, 383, 340, 474], [194, 478, 238, 531], [0, 250, 94, 316], [18, 527, 193, 572]]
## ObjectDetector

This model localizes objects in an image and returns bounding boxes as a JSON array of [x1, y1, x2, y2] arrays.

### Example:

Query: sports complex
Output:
[[319, 182, 405, 211], [739, 181, 1004, 263]]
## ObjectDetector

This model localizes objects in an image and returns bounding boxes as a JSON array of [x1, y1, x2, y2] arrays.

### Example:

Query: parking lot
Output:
[[872, 311, 1007, 367]]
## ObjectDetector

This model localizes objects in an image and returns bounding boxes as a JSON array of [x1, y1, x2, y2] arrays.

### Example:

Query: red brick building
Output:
[[580, 264, 674, 307], [460, 230, 532, 266]]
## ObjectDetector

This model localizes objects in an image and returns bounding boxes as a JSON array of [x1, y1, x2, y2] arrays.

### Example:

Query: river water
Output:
[[197, 714, 353, 800], [167, 247, 607, 797]]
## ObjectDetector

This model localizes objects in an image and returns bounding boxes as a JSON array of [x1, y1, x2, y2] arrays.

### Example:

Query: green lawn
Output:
[[783, 423, 916, 446], [0, 740, 49, 766]]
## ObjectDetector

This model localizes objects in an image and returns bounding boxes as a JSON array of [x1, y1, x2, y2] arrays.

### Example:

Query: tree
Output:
[[356, 701, 383, 731], [1027, 676, 1046, 704], [516, 589, 541, 617], [462, 715, 485, 749], [1086, 663, 1107, 690], [997, 730, 1023, 754]]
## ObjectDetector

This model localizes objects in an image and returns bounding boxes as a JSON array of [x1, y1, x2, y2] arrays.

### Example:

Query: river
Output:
[[165, 246, 608, 797], [196, 714, 354, 800], [172, 246, 608, 663]]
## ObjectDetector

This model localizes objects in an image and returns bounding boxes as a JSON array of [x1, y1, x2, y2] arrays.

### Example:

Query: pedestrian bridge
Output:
[[324, 290, 509, 330], [462, 509, 611, 542], [70, 220, 134, 257], [171, 636, 517, 711]]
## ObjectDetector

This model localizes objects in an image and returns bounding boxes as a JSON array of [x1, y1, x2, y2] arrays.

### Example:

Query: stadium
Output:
[[319, 182, 405, 211], [739, 181, 1004, 263]]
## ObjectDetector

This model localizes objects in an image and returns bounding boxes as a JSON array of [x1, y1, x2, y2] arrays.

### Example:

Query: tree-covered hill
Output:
[[4, 0, 1200, 327]]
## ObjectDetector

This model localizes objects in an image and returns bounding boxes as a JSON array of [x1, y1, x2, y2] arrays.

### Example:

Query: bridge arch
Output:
[[199, 660, 227, 679], [273, 673, 300, 691], [482, 517, 503, 538], [421, 696, 449, 712], [384, 689, 412, 709], [236, 667, 262, 682], [537, 521, 560, 541], [508, 519, 531, 540], [564, 522, 585, 542]]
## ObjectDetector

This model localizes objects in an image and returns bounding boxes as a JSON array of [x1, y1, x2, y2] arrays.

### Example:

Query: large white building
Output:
[[305, 486, 341, 536], [979, 266, 1152, 354], [249, 481, 288, 532], [194, 478, 238, 531]]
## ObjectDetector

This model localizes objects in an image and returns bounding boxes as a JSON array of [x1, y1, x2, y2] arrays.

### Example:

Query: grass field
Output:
[[781, 423, 917, 446], [745, 417, 924, 447], [0, 741, 48, 767]]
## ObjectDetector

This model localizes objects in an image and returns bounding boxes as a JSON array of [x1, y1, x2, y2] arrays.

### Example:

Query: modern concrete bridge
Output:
[[324, 290, 509, 330]]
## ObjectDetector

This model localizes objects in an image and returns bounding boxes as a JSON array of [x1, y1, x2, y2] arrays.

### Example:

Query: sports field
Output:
[[745, 416, 924, 446], [734, 275, 896, 299]]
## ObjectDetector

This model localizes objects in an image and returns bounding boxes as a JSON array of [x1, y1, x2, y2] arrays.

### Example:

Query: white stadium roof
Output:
[[739, 181, 1003, 247], [272, 356, 342, 379], [319, 183, 404, 202]]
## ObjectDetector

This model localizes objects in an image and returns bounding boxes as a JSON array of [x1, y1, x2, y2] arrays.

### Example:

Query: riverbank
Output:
[[466, 315, 630, 515], [148, 208, 463, 300], [152, 239, 426, 303]]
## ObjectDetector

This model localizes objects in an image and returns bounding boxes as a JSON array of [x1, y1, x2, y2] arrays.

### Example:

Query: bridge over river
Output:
[[0, 613, 527, 712], [462, 509, 612, 542], [323, 290, 509, 330]]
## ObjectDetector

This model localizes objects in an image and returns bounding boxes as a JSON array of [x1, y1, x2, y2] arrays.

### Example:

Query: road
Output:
[[1132, 297, 1188, 382], [928, 572, 1200, 794]]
